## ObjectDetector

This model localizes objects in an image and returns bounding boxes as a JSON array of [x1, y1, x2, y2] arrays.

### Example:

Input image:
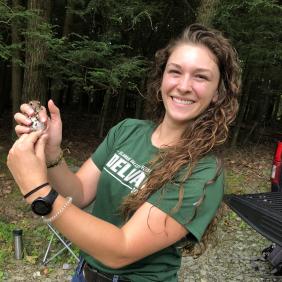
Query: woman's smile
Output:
[[171, 96, 194, 105]]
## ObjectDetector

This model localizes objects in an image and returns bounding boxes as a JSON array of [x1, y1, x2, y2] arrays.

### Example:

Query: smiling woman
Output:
[[8, 24, 241, 282]]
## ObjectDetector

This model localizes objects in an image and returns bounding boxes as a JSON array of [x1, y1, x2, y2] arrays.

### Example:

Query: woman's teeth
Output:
[[172, 97, 194, 105]]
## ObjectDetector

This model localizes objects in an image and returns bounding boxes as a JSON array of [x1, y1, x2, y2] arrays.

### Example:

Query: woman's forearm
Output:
[[52, 195, 130, 269], [47, 160, 85, 207], [47, 157, 99, 208]]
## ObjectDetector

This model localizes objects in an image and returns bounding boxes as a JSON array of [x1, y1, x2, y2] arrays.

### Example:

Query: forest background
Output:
[[0, 0, 281, 145], [0, 0, 281, 281]]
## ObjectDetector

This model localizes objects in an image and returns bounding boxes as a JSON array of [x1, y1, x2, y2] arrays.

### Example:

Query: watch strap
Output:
[[46, 189, 59, 204]]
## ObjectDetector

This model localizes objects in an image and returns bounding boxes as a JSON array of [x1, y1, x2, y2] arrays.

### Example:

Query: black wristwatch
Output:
[[31, 189, 58, 216]]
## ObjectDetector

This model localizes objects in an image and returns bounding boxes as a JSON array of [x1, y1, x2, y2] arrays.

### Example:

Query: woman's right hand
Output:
[[14, 99, 63, 161]]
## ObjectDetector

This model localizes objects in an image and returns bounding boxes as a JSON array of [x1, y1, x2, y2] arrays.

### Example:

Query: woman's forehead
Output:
[[167, 44, 219, 72]]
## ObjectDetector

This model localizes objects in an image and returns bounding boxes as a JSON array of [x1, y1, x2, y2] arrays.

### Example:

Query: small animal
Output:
[[28, 100, 46, 131]]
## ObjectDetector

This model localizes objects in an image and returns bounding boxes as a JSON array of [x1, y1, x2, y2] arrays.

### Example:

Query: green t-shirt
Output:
[[81, 119, 224, 281]]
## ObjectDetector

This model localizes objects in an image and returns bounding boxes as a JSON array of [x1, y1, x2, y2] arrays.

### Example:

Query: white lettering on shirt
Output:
[[105, 151, 151, 191]]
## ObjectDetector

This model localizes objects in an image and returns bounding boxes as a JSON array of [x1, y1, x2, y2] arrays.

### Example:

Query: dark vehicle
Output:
[[224, 142, 282, 275]]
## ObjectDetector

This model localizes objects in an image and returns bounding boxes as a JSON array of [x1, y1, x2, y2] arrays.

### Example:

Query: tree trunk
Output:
[[135, 95, 144, 119], [63, 0, 74, 37], [230, 51, 253, 147], [272, 95, 280, 121], [22, 0, 51, 104], [11, 0, 22, 116], [51, 0, 74, 106], [10, 0, 23, 140], [242, 121, 259, 145], [115, 91, 126, 121], [196, 0, 220, 26], [0, 62, 8, 117], [231, 75, 252, 147], [98, 90, 111, 138]]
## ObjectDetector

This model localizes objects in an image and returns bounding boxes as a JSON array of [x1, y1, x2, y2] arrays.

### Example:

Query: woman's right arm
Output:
[[47, 157, 100, 208], [14, 99, 99, 208]]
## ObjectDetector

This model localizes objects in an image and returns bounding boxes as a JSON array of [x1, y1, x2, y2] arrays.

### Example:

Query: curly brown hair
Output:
[[121, 23, 241, 251]]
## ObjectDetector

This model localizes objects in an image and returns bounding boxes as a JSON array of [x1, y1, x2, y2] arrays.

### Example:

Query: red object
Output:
[[271, 142, 282, 192]]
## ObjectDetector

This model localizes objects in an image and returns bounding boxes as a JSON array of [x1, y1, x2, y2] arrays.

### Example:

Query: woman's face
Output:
[[160, 43, 220, 127]]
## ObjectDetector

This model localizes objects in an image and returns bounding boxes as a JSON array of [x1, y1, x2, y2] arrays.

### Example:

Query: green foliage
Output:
[[225, 170, 247, 194], [226, 210, 247, 229], [0, 0, 152, 108], [1, 0, 281, 137], [0, 1, 51, 71], [0, 221, 15, 244], [214, 0, 282, 126], [214, 0, 282, 67], [44, 33, 148, 98], [0, 221, 16, 269]]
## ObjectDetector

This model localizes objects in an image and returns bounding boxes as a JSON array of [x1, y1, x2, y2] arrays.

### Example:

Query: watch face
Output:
[[31, 199, 52, 216]]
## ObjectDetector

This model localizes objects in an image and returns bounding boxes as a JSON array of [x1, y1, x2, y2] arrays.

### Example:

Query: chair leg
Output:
[[43, 241, 73, 265], [42, 224, 79, 265], [42, 233, 55, 264]]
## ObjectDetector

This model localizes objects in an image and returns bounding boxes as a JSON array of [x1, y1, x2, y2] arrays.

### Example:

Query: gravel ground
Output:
[[178, 211, 282, 282], [4, 208, 281, 282]]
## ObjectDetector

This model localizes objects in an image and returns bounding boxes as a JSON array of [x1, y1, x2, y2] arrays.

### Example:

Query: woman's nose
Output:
[[177, 75, 192, 93]]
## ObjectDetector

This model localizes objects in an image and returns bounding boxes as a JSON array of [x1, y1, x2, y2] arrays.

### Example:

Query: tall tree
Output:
[[50, 0, 75, 105], [11, 0, 22, 117], [22, 0, 51, 103], [196, 0, 220, 26]]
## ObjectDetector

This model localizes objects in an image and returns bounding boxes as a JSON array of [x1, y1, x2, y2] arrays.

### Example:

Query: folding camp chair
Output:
[[42, 223, 79, 265]]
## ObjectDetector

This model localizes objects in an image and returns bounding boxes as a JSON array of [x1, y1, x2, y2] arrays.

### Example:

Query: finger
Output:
[[48, 99, 61, 122], [20, 103, 35, 117], [35, 134, 48, 162], [18, 133, 29, 141], [37, 106, 48, 123], [15, 125, 32, 137], [11, 133, 29, 151], [14, 112, 32, 126], [21, 130, 44, 146], [13, 133, 31, 147]]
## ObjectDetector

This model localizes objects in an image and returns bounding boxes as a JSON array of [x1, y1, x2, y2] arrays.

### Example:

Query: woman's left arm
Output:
[[7, 131, 188, 269], [52, 199, 188, 269]]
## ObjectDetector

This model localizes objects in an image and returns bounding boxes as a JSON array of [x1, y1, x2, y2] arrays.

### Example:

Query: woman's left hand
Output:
[[7, 130, 48, 198]]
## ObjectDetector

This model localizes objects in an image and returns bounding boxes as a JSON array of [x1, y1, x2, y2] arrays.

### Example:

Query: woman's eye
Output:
[[168, 69, 181, 75], [195, 74, 208, 80]]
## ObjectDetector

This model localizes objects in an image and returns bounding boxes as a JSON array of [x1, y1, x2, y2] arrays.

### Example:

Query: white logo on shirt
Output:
[[104, 151, 151, 192]]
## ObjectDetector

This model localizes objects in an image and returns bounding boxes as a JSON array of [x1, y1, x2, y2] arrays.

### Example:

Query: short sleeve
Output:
[[91, 119, 129, 170], [147, 156, 224, 242]]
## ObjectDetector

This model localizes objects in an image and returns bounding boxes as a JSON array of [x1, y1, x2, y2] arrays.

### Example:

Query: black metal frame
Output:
[[224, 192, 282, 246]]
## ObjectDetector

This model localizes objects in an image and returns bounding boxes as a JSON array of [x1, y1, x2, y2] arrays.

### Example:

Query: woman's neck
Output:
[[151, 119, 187, 148]]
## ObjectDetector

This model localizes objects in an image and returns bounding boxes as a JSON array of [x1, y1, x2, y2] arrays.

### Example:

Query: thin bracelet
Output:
[[46, 150, 64, 169], [23, 182, 49, 199], [42, 197, 72, 223]]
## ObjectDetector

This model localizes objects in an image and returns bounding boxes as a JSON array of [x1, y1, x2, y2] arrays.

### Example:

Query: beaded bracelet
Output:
[[42, 196, 72, 223], [46, 150, 64, 169]]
